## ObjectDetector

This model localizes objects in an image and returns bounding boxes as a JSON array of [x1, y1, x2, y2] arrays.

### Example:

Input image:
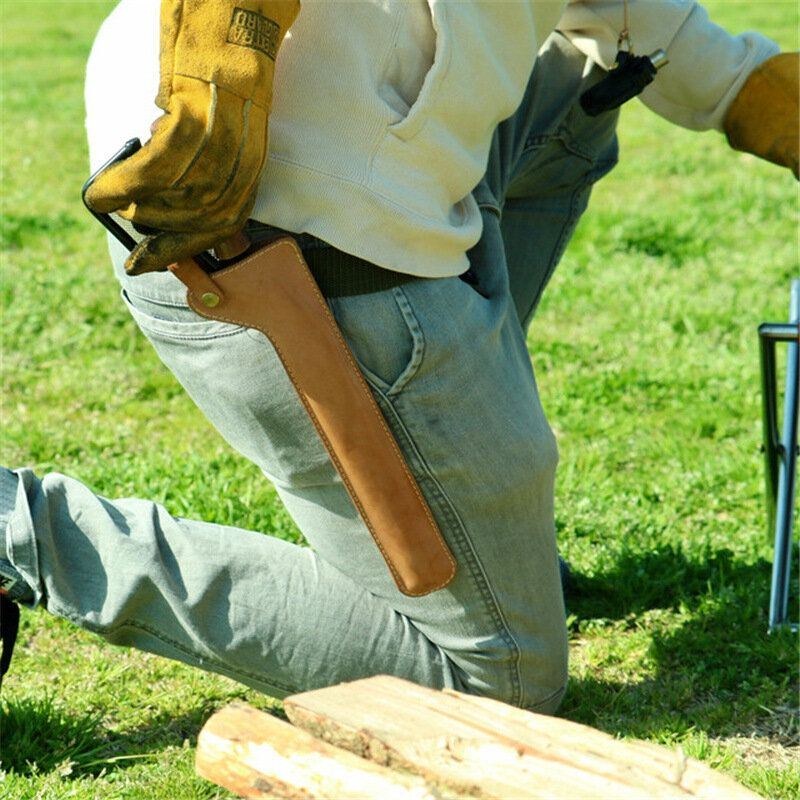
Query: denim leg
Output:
[[307, 213, 568, 711], [0, 39, 625, 712], [99, 231, 567, 711], [2, 225, 567, 710], [475, 32, 621, 332], [2, 467, 458, 699]]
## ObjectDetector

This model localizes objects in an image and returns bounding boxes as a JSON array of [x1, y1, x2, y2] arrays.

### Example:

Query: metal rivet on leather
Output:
[[201, 292, 220, 308]]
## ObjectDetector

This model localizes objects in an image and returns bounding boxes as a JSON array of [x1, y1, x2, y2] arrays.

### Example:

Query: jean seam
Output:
[[50, 603, 302, 697], [555, 127, 596, 163], [122, 290, 248, 341], [372, 391, 523, 706], [330, 286, 426, 398], [123, 292, 190, 309], [521, 123, 602, 167], [144, 328, 247, 343], [385, 286, 426, 397], [518, 179, 589, 327], [525, 683, 567, 713], [522, 131, 559, 152], [515, 149, 616, 330]]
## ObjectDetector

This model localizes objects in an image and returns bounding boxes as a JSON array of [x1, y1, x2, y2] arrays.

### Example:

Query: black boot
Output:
[[558, 555, 576, 610], [0, 559, 33, 690], [0, 594, 20, 690]]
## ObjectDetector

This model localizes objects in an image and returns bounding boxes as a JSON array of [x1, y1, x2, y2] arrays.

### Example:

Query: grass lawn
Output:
[[1, 2, 798, 798]]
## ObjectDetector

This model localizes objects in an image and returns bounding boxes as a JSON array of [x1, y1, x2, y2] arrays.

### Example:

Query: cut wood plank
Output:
[[195, 702, 456, 799], [284, 676, 761, 800]]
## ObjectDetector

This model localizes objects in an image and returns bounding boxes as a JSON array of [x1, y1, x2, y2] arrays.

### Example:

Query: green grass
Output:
[[1, 1, 798, 798]]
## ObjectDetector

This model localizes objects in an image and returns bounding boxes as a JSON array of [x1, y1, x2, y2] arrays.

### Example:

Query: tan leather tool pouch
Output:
[[169, 238, 457, 596]]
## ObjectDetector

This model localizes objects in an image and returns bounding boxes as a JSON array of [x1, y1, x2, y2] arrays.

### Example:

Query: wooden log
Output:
[[283, 676, 761, 800], [195, 702, 455, 799]]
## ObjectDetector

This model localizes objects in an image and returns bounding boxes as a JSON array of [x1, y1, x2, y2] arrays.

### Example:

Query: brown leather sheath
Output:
[[169, 237, 456, 596]]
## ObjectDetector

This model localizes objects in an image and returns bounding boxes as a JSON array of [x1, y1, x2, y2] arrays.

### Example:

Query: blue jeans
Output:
[[2, 34, 618, 712]]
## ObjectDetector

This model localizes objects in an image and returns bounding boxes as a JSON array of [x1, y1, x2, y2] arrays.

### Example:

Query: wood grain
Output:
[[283, 676, 761, 800], [195, 702, 452, 799]]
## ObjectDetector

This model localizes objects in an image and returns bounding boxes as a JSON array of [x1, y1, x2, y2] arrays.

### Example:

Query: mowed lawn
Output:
[[1, 2, 798, 798]]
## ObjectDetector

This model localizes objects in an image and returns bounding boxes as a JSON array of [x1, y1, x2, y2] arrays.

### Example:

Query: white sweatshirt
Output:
[[85, 1, 778, 278]]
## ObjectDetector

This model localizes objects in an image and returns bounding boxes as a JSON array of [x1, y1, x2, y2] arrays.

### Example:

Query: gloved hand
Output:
[[724, 53, 799, 179], [85, 0, 300, 274]]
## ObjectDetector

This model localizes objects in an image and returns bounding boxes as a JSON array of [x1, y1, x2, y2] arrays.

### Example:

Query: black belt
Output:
[[245, 221, 419, 299]]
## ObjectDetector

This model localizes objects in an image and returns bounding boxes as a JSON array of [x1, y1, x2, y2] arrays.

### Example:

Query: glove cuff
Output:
[[724, 53, 799, 177], [160, 1, 300, 108]]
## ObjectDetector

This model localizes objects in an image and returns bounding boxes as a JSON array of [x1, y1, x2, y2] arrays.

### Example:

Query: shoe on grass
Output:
[[1, 594, 19, 690], [558, 554, 577, 614], [0, 559, 32, 690]]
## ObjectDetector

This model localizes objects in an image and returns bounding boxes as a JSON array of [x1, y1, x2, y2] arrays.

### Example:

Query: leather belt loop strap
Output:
[[168, 238, 457, 596]]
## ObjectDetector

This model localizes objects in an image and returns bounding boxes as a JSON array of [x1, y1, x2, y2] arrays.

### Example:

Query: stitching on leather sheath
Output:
[[282, 240, 457, 591], [184, 239, 456, 595], [194, 241, 457, 592]]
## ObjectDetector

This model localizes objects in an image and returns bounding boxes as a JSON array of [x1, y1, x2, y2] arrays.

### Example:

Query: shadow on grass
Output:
[[567, 544, 780, 619], [561, 543, 799, 741]]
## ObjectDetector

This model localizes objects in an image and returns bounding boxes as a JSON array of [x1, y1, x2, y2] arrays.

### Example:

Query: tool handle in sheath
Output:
[[169, 238, 457, 596]]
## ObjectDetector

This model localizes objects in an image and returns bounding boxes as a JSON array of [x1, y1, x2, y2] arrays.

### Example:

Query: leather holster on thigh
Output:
[[169, 238, 456, 596]]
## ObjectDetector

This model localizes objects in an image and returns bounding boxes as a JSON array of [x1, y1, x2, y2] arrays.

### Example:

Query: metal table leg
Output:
[[759, 280, 799, 632]]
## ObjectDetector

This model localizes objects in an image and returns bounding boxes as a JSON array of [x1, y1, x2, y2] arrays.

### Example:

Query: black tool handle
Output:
[[81, 138, 219, 273], [580, 51, 667, 117]]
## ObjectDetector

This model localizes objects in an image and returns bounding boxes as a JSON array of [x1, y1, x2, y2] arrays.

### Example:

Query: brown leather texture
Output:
[[169, 238, 457, 596]]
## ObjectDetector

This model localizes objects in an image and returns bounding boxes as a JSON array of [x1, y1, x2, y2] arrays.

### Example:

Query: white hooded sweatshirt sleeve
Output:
[[558, 1, 779, 130]]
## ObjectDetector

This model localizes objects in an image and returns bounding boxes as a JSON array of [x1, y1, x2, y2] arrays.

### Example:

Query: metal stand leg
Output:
[[759, 280, 799, 632]]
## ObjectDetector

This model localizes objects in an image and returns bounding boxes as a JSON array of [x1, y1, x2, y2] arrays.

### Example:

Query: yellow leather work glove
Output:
[[724, 53, 799, 179], [85, 0, 300, 274]]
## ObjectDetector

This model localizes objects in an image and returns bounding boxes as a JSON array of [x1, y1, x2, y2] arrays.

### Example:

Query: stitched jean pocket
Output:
[[510, 103, 619, 200], [121, 289, 247, 341], [327, 286, 424, 397]]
